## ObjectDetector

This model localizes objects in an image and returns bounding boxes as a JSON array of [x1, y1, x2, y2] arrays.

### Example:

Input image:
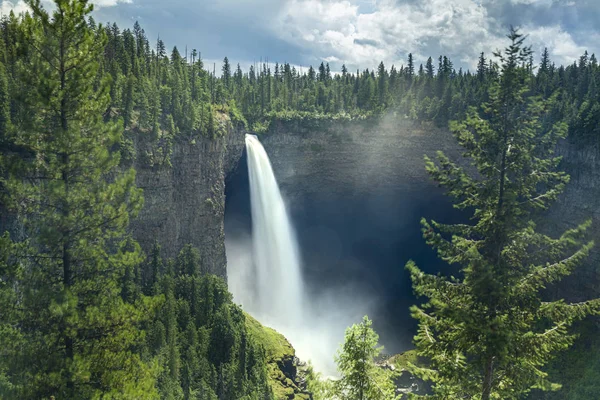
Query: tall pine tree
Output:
[[406, 28, 600, 400], [333, 316, 397, 400], [1, 0, 157, 398]]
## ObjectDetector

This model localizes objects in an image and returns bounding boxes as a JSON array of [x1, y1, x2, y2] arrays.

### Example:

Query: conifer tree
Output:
[[425, 57, 434, 78], [222, 56, 231, 92], [1, 0, 156, 397], [477, 52, 487, 81], [332, 316, 397, 400], [406, 28, 599, 400], [407, 53, 415, 80], [0, 61, 10, 144], [377, 61, 387, 106]]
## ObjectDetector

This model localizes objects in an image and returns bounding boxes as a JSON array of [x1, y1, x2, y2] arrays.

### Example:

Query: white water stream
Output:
[[228, 134, 373, 376], [244, 134, 304, 325]]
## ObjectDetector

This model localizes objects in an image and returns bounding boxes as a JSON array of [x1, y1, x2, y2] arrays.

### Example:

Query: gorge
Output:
[[127, 112, 599, 374]]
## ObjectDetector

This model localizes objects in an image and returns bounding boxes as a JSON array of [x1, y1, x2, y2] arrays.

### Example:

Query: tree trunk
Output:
[[59, 16, 74, 394], [481, 356, 494, 400]]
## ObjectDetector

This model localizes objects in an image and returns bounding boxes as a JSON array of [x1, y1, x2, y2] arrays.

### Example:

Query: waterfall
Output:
[[228, 134, 370, 376], [241, 134, 304, 327]]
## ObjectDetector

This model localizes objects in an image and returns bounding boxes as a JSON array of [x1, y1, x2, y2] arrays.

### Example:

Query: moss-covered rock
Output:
[[245, 314, 311, 400]]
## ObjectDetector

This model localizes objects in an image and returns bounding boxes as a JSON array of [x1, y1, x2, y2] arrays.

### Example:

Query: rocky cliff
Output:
[[132, 113, 598, 299], [129, 115, 246, 278], [547, 141, 600, 300], [255, 114, 599, 300]]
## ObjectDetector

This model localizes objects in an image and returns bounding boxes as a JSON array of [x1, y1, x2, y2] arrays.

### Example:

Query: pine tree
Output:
[[0, 61, 10, 144], [540, 47, 551, 74], [377, 61, 387, 106], [222, 56, 231, 92], [318, 62, 326, 82], [406, 28, 600, 400], [477, 52, 487, 81], [332, 316, 397, 400], [425, 57, 434, 78], [1, 0, 157, 397]]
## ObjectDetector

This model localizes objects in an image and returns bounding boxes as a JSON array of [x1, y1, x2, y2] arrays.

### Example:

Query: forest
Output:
[[0, 0, 599, 399]]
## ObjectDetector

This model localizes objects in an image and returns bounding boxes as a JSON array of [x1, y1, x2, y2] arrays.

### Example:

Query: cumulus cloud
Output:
[[0, 0, 29, 15], [0, 0, 130, 16], [86, 0, 600, 72], [526, 25, 587, 64], [262, 0, 597, 71], [269, 0, 508, 70]]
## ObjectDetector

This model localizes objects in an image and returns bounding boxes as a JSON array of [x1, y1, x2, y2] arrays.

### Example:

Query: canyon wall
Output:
[[132, 113, 599, 299], [129, 116, 246, 277]]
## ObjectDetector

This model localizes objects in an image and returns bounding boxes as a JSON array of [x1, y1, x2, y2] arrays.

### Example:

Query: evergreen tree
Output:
[[407, 53, 415, 79], [332, 316, 397, 400], [0, 0, 156, 397], [377, 61, 387, 106], [477, 52, 487, 81], [540, 47, 550, 74], [222, 56, 231, 92], [406, 28, 600, 400], [425, 57, 434, 78], [318, 62, 326, 82], [0, 61, 10, 144]]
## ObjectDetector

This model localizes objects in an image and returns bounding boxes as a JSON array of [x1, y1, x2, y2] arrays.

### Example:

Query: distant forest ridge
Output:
[[1, 12, 599, 145]]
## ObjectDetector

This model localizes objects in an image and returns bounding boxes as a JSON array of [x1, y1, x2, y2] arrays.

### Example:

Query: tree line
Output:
[[1, 5, 598, 163]]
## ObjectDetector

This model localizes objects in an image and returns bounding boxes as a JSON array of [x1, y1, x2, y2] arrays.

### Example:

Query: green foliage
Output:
[[389, 350, 421, 372], [301, 316, 396, 400], [141, 245, 274, 400], [406, 29, 600, 400], [303, 362, 334, 400], [245, 314, 294, 363], [332, 316, 397, 400], [528, 320, 600, 400], [245, 313, 311, 400], [2, 10, 600, 162], [251, 119, 271, 135], [0, 0, 157, 398]]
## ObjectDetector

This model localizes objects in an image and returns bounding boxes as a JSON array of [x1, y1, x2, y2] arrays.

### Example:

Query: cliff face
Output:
[[132, 113, 598, 299], [255, 115, 599, 300], [257, 115, 461, 206], [545, 142, 600, 300], [129, 116, 246, 278]]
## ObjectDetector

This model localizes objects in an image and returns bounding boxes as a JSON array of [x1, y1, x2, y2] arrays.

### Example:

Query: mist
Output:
[[224, 116, 467, 376], [227, 135, 378, 376], [227, 232, 378, 376]]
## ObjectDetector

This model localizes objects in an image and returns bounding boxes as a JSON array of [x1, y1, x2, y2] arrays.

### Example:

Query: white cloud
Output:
[[92, 0, 131, 7], [269, 0, 510, 70], [0, 0, 130, 15], [8, 0, 595, 72], [0, 0, 30, 16], [510, 0, 554, 5], [525, 25, 587, 65], [243, 0, 596, 71]]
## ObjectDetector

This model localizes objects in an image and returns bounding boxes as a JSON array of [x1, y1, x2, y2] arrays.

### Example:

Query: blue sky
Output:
[[3, 0, 600, 72]]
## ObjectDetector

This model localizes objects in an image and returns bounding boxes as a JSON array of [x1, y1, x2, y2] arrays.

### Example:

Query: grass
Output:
[[389, 350, 421, 371], [244, 313, 309, 400], [244, 313, 294, 362]]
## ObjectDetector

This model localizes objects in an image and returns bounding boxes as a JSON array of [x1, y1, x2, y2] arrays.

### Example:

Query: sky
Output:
[[2, 0, 600, 73]]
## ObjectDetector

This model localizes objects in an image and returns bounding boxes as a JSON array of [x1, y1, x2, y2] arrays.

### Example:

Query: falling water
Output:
[[228, 134, 371, 376], [243, 134, 304, 326]]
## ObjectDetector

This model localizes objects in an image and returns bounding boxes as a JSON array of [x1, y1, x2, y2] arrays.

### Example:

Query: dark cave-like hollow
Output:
[[224, 148, 467, 356]]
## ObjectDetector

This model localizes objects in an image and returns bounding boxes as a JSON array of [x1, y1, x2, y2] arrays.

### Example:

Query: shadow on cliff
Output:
[[224, 116, 468, 373]]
